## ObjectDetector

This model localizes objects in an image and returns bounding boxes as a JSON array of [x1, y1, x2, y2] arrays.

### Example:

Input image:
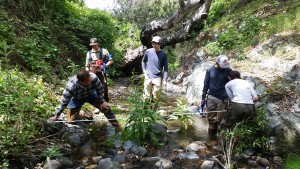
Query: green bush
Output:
[[284, 153, 300, 169], [122, 88, 165, 146], [0, 66, 57, 167], [232, 107, 269, 152]]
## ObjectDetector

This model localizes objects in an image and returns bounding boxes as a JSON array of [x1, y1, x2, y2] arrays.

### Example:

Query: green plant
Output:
[[122, 88, 165, 146], [232, 107, 269, 152], [40, 147, 63, 158], [167, 97, 194, 130], [0, 67, 57, 165], [284, 153, 300, 169], [217, 124, 241, 169]]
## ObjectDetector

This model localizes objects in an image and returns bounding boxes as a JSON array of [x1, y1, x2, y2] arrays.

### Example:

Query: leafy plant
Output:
[[217, 124, 241, 169], [0, 67, 57, 166], [167, 97, 194, 130], [284, 153, 300, 169], [231, 107, 269, 152], [40, 147, 63, 158], [122, 88, 166, 146]]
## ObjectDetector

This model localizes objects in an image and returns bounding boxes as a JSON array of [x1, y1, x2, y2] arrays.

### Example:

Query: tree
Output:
[[121, 0, 213, 71]]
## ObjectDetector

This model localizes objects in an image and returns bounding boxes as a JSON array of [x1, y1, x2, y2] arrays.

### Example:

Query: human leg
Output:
[[143, 76, 153, 100], [103, 73, 109, 102], [96, 72, 109, 102], [91, 99, 122, 131], [67, 98, 85, 122], [206, 95, 227, 139], [151, 77, 162, 100]]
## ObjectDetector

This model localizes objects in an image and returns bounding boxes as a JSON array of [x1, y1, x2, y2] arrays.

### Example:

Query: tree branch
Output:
[[140, 0, 206, 48]]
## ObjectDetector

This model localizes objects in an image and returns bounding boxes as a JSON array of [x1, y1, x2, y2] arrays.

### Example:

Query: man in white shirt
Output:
[[220, 70, 258, 129]]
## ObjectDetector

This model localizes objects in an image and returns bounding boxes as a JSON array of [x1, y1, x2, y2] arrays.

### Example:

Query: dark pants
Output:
[[96, 72, 109, 102], [220, 102, 255, 129]]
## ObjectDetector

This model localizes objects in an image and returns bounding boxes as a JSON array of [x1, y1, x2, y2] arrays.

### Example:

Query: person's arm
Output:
[[50, 86, 73, 120], [141, 52, 148, 74], [250, 85, 258, 102], [85, 52, 91, 71], [105, 54, 113, 68], [163, 53, 168, 84], [225, 82, 234, 101], [201, 69, 210, 101]]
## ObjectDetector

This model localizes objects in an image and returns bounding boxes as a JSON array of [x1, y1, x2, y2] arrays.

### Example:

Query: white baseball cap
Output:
[[152, 36, 161, 43], [216, 55, 230, 68]]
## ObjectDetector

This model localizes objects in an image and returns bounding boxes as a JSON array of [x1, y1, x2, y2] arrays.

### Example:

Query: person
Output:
[[142, 36, 168, 101], [85, 38, 113, 102], [49, 70, 121, 130], [201, 54, 232, 140], [220, 70, 258, 129]]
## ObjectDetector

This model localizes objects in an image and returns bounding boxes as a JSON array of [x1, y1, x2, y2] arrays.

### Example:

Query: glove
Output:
[[101, 63, 106, 69], [162, 80, 167, 86], [201, 101, 205, 112]]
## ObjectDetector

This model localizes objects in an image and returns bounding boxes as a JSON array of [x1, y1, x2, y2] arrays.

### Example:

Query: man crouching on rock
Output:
[[49, 70, 121, 130]]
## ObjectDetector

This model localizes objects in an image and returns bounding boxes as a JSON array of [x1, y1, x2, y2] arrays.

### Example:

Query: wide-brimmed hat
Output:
[[89, 38, 99, 46], [216, 55, 230, 68]]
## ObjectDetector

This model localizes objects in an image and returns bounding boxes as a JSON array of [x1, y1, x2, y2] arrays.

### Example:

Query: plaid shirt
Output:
[[55, 73, 103, 117]]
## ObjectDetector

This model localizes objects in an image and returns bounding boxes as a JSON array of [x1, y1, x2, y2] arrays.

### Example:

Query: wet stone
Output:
[[200, 160, 214, 169], [177, 152, 199, 160]]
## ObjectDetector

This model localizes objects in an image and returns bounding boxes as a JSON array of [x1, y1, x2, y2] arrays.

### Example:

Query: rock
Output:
[[155, 158, 173, 169], [122, 141, 136, 151], [200, 160, 214, 169], [186, 141, 207, 153], [177, 152, 199, 160], [256, 157, 270, 167], [43, 159, 62, 169]]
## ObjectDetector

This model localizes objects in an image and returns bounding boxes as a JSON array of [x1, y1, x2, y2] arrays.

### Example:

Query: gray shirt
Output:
[[225, 79, 257, 104], [142, 48, 168, 81]]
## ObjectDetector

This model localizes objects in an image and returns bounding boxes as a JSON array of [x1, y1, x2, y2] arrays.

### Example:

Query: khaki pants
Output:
[[206, 95, 228, 130], [143, 76, 162, 100]]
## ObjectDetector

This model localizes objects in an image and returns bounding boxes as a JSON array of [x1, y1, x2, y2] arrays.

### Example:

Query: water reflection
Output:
[[162, 92, 209, 148]]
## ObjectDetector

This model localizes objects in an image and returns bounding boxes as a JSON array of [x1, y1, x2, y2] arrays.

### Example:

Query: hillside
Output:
[[0, 0, 300, 168]]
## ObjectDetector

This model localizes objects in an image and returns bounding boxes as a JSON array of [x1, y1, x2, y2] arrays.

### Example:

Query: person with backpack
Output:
[[201, 55, 232, 140], [85, 38, 113, 102]]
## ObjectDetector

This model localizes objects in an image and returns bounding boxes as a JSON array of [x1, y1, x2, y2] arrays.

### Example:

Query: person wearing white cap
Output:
[[201, 54, 232, 140], [142, 36, 168, 101]]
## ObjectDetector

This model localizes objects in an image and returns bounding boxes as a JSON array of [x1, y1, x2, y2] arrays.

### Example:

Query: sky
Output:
[[84, 0, 120, 11]]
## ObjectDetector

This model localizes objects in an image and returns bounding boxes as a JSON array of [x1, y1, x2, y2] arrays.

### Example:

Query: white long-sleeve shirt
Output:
[[225, 79, 257, 104]]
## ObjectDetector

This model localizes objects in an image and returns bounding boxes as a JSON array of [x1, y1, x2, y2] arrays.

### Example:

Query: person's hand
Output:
[[101, 64, 106, 69], [100, 102, 110, 111], [49, 116, 58, 121], [143, 70, 148, 75], [162, 80, 167, 87]]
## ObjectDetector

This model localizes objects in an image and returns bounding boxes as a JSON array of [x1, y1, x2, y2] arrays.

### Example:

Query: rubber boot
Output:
[[208, 128, 218, 140]]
